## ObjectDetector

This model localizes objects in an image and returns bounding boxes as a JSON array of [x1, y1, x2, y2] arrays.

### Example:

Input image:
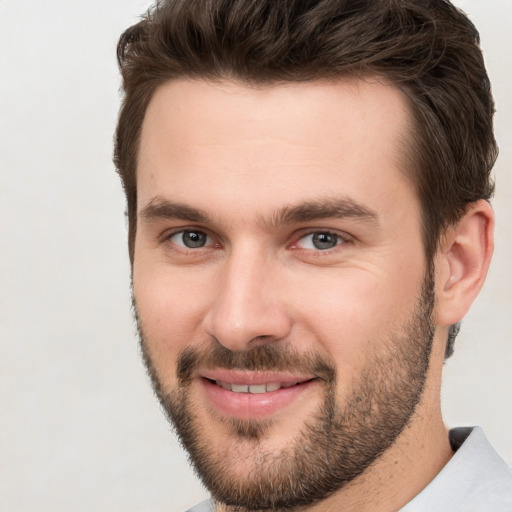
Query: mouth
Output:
[[197, 370, 319, 420], [208, 379, 313, 394]]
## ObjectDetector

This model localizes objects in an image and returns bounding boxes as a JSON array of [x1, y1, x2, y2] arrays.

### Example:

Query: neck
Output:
[[314, 408, 452, 512]]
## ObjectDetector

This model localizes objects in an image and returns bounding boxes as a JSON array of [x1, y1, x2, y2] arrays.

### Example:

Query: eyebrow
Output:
[[268, 198, 378, 229], [139, 196, 378, 228], [139, 198, 209, 223]]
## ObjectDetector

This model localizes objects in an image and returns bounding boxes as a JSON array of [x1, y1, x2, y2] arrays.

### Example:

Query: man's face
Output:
[[133, 79, 435, 509]]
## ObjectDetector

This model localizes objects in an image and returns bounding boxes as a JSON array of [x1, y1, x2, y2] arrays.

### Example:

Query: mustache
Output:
[[176, 342, 337, 385]]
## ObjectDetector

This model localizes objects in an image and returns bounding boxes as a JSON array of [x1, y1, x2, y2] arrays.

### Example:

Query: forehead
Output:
[[137, 78, 416, 222]]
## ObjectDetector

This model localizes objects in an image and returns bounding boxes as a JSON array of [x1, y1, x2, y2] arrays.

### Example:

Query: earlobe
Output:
[[435, 200, 494, 327]]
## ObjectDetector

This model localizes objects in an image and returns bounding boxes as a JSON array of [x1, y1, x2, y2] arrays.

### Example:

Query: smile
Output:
[[213, 380, 308, 394], [199, 372, 319, 419]]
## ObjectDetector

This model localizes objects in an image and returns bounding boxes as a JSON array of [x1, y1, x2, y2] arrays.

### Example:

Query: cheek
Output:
[[133, 264, 213, 385], [291, 268, 423, 376]]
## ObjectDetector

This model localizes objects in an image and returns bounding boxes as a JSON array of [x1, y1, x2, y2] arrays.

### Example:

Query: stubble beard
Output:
[[136, 271, 435, 511]]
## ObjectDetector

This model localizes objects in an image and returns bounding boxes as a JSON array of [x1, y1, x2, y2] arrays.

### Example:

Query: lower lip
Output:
[[199, 378, 318, 420]]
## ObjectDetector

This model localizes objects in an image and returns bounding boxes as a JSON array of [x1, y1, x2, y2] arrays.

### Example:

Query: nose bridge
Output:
[[205, 243, 290, 351]]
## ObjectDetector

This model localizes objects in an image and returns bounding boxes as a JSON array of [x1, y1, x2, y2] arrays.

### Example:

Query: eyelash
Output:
[[164, 228, 218, 251], [289, 230, 350, 252]]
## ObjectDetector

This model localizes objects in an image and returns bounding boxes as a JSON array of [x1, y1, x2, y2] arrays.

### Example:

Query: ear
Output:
[[435, 200, 494, 327]]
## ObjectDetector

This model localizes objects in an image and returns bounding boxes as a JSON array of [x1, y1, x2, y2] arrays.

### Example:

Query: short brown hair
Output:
[[114, 0, 497, 354]]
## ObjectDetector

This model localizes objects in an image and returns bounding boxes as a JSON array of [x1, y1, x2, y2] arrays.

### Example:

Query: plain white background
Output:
[[0, 1, 510, 511]]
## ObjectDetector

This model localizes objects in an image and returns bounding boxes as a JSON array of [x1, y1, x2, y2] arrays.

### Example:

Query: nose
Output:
[[203, 247, 292, 352]]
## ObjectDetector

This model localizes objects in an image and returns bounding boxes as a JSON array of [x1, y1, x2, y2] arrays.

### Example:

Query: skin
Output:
[[133, 78, 494, 511]]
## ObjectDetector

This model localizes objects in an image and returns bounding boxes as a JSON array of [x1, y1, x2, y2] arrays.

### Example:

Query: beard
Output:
[[135, 270, 435, 511]]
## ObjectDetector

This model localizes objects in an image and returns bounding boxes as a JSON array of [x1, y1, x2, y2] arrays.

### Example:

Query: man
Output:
[[114, 0, 512, 510]]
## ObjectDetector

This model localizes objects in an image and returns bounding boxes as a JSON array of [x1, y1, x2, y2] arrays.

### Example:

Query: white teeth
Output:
[[248, 384, 266, 394], [231, 384, 249, 393], [215, 380, 301, 393]]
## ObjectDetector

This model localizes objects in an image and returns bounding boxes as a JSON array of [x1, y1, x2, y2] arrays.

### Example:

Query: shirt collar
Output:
[[401, 426, 512, 511]]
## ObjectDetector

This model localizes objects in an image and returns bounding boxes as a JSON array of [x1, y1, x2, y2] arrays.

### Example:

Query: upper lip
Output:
[[199, 369, 315, 386]]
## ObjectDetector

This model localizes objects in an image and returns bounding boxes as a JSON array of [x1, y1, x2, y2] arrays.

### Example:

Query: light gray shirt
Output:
[[186, 427, 512, 512]]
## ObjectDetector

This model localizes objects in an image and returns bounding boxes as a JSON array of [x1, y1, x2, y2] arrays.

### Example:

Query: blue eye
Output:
[[298, 232, 341, 250], [170, 230, 210, 248]]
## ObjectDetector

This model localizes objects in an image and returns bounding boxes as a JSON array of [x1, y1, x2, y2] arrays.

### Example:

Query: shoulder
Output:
[[184, 499, 214, 512]]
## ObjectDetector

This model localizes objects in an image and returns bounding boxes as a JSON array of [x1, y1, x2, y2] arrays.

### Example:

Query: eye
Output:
[[295, 231, 343, 250], [169, 229, 211, 249]]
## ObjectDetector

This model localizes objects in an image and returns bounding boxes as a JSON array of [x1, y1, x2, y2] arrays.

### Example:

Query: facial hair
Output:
[[136, 270, 435, 511]]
